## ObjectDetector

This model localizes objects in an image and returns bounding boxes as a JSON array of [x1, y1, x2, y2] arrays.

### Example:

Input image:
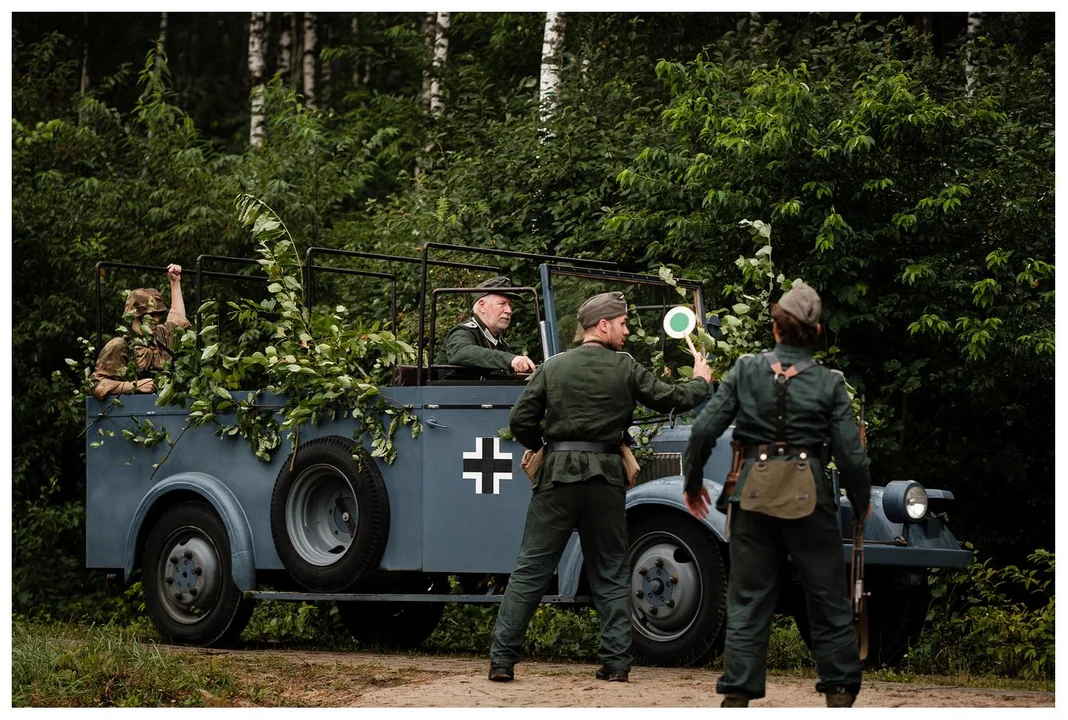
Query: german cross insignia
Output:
[[462, 437, 513, 494]]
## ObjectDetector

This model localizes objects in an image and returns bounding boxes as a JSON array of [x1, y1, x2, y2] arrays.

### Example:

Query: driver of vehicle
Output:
[[436, 276, 537, 375]]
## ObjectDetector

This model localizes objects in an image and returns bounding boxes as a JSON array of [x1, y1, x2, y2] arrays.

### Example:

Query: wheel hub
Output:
[[159, 534, 221, 623], [630, 539, 702, 640], [287, 463, 360, 566]]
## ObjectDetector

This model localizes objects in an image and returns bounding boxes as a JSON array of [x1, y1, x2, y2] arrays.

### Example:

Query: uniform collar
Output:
[[472, 314, 500, 346], [773, 342, 814, 361]]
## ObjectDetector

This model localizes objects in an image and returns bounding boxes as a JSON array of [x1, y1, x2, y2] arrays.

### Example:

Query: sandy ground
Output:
[[184, 647, 1055, 708]]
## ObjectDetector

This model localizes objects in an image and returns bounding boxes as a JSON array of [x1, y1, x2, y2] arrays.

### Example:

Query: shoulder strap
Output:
[[762, 351, 817, 444]]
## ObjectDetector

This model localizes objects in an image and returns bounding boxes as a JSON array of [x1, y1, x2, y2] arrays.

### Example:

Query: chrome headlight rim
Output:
[[882, 479, 929, 524]]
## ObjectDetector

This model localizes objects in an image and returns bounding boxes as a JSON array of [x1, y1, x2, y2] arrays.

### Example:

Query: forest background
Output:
[[7, 9, 1055, 669]]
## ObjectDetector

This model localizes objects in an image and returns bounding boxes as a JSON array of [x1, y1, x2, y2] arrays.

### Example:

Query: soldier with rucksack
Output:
[[681, 281, 871, 707], [91, 263, 188, 400]]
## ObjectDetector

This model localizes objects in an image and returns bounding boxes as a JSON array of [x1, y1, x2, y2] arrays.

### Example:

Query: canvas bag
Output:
[[739, 353, 818, 520]]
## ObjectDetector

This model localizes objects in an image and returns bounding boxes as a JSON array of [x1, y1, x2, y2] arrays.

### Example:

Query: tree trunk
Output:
[[429, 12, 450, 118], [303, 12, 318, 107], [965, 12, 984, 96], [248, 11, 268, 147], [748, 11, 762, 46], [539, 11, 566, 135], [421, 12, 437, 114], [279, 12, 294, 86], [350, 14, 361, 89], [321, 19, 333, 107], [78, 12, 89, 125], [155, 12, 168, 72]]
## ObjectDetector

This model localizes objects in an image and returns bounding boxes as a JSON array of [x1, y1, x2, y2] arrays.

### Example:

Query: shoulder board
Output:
[[460, 319, 479, 329], [738, 353, 755, 360], [614, 351, 635, 360], [829, 368, 845, 377]]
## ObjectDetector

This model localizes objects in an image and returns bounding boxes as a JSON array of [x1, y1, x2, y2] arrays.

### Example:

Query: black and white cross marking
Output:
[[462, 437, 513, 494]]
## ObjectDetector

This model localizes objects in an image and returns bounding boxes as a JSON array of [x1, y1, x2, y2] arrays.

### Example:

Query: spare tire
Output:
[[270, 435, 389, 592]]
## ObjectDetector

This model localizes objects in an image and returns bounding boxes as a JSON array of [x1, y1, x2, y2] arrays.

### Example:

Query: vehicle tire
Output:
[[792, 570, 931, 669], [271, 436, 389, 592], [142, 500, 256, 646], [627, 510, 727, 666], [337, 574, 449, 649]]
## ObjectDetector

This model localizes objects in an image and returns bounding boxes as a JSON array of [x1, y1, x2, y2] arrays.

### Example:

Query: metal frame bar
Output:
[[248, 591, 592, 604]]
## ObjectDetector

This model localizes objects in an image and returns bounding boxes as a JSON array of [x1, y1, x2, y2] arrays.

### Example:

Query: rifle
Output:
[[851, 394, 869, 660]]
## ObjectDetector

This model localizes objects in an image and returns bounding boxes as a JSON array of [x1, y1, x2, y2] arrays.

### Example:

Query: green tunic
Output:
[[490, 341, 709, 675], [510, 341, 711, 489], [681, 342, 870, 701], [436, 316, 516, 372]]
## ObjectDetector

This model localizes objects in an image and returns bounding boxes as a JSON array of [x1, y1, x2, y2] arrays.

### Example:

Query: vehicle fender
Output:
[[557, 475, 727, 596], [124, 472, 256, 592]]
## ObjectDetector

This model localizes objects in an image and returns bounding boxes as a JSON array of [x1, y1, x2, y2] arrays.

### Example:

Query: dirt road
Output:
[[182, 647, 1055, 708]]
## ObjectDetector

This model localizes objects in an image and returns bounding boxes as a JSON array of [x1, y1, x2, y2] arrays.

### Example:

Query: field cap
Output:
[[124, 288, 167, 318], [476, 276, 519, 301], [577, 291, 628, 329], [778, 281, 821, 328]]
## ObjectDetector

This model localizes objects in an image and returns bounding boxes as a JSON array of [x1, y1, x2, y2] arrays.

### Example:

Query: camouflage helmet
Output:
[[124, 288, 168, 318], [475, 276, 520, 301]]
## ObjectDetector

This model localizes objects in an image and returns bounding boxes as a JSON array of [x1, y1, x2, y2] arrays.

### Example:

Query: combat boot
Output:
[[720, 692, 750, 707], [825, 688, 856, 707]]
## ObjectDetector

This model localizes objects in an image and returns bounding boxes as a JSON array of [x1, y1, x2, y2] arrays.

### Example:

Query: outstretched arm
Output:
[[166, 263, 189, 328]]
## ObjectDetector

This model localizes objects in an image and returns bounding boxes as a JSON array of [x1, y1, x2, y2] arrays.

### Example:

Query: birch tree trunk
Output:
[[748, 12, 762, 46], [965, 12, 984, 96], [421, 12, 437, 114], [155, 12, 168, 72], [279, 12, 294, 86], [539, 11, 566, 134], [248, 11, 267, 147], [303, 12, 318, 107], [429, 12, 450, 118], [350, 14, 361, 89], [78, 12, 89, 125]]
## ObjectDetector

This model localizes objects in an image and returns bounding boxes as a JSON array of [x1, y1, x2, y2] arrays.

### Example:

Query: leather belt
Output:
[[544, 441, 621, 455], [742, 443, 819, 459]]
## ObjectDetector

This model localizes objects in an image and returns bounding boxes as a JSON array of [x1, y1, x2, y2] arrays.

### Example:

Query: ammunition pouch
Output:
[[740, 449, 817, 520]]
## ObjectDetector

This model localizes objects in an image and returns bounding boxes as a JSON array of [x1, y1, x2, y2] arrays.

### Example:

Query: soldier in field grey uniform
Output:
[[681, 282, 871, 708], [91, 263, 188, 400], [488, 291, 713, 683], [436, 276, 537, 375]]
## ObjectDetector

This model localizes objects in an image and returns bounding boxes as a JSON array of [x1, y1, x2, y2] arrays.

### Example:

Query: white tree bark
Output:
[[539, 11, 566, 133], [155, 12, 168, 72], [429, 12, 450, 118], [279, 12, 294, 85], [78, 12, 89, 125], [351, 14, 361, 89], [303, 12, 318, 108], [248, 11, 268, 147], [965, 11, 984, 96], [748, 11, 762, 46]]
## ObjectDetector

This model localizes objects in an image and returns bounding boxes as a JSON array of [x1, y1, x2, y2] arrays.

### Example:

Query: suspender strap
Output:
[[762, 351, 816, 445]]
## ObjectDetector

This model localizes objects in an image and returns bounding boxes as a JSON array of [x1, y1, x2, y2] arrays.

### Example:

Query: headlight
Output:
[[882, 480, 929, 523], [904, 484, 928, 520]]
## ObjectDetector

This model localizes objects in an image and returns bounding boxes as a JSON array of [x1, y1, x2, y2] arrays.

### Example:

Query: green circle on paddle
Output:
[[669, 313, 689, 332]]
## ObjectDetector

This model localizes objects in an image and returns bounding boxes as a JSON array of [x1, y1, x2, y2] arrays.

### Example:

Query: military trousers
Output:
[[490, 477, 632, 672], [717, 500, 862, 699]]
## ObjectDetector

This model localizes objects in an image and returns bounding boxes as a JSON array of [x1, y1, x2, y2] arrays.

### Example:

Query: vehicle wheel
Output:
[[142, 501, 255, 646], [627, 511, 727, 666], [271, 436, 390, 592], [338, 574, 449, 649], [792, 570, 931, 668]]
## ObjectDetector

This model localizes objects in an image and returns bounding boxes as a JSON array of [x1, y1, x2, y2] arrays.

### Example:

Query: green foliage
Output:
[[907, 550, 1054, 680]]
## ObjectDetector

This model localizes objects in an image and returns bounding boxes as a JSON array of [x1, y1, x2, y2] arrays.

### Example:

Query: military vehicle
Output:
[[85, 244, 971, 667]]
